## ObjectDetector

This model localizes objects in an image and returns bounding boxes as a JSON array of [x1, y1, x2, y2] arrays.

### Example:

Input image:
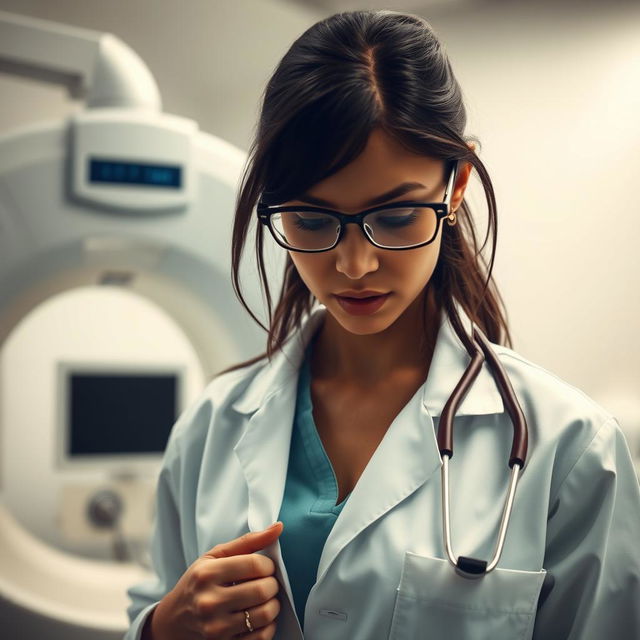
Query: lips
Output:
[[335, 290, 388, 299], [334, 292, 391, 315]]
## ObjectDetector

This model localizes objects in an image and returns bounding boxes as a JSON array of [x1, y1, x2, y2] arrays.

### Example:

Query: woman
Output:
[[126, 10, 640, 640]]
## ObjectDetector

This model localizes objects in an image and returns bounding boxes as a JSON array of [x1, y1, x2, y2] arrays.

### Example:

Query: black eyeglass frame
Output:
[[256, 161, 459, 253]]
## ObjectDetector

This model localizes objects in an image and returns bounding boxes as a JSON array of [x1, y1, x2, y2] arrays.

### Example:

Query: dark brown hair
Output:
[[218, 9, 512, 377]]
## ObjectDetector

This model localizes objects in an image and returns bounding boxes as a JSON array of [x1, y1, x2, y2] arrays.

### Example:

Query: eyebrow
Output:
[[296, 181, 428, 209]]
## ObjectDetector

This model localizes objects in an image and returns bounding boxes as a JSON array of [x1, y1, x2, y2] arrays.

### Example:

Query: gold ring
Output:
[[244, 609, 254, 632]]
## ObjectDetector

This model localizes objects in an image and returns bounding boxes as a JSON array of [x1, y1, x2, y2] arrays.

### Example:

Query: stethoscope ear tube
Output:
[[437, 321, 529, 577], [472, 326, 528, 468], [437, 325, 528, 469]]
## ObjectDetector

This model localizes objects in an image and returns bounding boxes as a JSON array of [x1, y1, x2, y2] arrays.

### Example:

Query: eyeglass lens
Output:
[[270, 207, 439, 250]]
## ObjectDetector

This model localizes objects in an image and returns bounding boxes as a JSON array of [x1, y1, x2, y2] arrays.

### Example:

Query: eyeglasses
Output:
[[257, 162, 458, 252]]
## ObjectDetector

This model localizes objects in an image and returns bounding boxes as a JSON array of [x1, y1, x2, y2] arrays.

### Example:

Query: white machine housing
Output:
[[0, 10, 282, 639]]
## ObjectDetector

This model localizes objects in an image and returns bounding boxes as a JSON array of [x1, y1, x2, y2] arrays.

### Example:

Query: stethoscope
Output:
[[438, 320, 528, 579]]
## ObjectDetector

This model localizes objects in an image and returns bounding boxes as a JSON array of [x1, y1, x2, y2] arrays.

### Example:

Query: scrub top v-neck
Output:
[[277, 338, 352, 630]]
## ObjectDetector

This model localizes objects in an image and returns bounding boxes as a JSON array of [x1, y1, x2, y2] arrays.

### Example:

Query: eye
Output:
[[374, 210, 419, 227], [292, 213, 334, 230]]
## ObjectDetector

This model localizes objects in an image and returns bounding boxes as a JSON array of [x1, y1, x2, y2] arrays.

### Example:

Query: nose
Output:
[[334, 221, 380, 279]]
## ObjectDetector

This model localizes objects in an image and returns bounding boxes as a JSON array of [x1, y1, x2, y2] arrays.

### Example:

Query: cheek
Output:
[[289, 253, 329, 295], [391, 243, 441, 287]]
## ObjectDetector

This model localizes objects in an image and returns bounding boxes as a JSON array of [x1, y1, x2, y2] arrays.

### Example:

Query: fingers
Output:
[[204, 523, 284, 561], [232, 621, 277, 639], [199, 596, 280, 639], [230, 599, 281, 638], [193, 553, 276, 585], [225, 576, 280, 611]]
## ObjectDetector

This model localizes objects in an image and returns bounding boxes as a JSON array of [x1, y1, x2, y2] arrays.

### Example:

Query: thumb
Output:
[[206, 522, 284, 559]]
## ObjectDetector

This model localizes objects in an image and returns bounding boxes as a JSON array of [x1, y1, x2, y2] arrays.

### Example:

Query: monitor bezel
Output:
[[55, 360, 186, 472]]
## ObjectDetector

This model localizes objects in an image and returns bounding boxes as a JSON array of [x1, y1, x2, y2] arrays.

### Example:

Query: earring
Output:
[[446, 210, 457, 226]]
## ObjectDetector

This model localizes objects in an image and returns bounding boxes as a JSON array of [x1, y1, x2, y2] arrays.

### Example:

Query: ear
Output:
[[450, 142, 476, 213]]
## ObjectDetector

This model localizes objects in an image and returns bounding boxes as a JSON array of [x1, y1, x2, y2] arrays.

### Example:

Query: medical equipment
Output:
[[439, 323, 528, 578], [56, 362, 185, 470], [0, 10, 278, 639]]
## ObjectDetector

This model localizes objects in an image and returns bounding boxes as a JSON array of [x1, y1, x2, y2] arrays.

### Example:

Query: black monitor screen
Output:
[[68, 372, 177, 456]]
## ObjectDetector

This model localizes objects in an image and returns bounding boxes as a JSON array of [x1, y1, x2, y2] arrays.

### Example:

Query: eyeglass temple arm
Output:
[[443, 160, 459, 208]]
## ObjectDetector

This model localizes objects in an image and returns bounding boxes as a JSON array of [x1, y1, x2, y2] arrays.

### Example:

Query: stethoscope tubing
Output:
[[438, 322, 529, 578], [441, 454, 522, 577]]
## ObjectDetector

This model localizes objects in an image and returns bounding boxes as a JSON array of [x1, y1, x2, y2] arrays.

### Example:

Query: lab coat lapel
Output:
[[232, 307, 325, 638], [233, 387, 297, 533], [315, 301, 505, 583], [316, 377, 441, 583], [231, 301, 505, 613], [231, 306, 327, 526], [233, 380, 304, 638]]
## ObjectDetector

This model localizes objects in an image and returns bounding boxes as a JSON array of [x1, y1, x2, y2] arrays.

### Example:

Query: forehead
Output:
[[297, 181, 433, 209], [291, 131, 444, 210]]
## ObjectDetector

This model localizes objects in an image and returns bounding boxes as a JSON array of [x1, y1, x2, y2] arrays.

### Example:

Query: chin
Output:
[[339, 320, 390, 336], [327, 302, 402, 336]]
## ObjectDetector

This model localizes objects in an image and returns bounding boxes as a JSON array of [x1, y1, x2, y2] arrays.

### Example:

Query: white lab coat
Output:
[[125, 303, 640, 640]]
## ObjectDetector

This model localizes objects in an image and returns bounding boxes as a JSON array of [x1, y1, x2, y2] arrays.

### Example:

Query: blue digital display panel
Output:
[[89, 158, 182, 189]]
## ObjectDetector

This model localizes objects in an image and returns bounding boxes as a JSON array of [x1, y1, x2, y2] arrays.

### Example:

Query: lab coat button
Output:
[[318, 608, 347, 621]]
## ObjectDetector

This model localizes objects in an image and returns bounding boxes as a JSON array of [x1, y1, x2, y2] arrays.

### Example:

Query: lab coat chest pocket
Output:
[[388, 552, 546, 640]]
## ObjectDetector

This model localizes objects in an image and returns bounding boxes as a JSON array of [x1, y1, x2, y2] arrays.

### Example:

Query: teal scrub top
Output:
[[277, 339, 351, 630]]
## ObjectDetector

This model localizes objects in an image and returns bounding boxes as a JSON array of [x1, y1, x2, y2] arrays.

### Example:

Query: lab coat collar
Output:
[[231, 301, 505, 418]]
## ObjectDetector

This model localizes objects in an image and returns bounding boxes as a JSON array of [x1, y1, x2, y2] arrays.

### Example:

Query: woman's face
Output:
[[284, 128, 471, 336]]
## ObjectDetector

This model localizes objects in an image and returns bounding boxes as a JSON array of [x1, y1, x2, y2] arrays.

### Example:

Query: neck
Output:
[[311, 286, 441, 386]]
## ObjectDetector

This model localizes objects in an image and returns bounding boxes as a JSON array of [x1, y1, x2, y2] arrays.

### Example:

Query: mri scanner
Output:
[[0, 10, 278, 638]]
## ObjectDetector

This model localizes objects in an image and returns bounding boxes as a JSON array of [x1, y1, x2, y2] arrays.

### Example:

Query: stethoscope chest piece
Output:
[[455, 556, 488, 579]]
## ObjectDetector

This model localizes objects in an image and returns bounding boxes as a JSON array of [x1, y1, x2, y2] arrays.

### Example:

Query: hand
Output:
[[144, 522, 284, 640]]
